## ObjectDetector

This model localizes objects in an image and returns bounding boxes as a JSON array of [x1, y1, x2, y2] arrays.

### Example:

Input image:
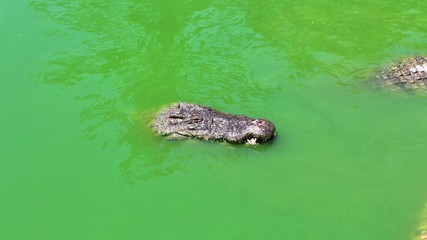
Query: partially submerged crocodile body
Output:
[[415, 203, 427, 240], [151, 102, 276, 144], [375, 56, 427, 91]]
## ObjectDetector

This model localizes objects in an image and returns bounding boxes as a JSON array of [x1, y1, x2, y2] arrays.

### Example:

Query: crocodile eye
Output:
[[169, 114, 184, 119], [191, 116, 203, 123]]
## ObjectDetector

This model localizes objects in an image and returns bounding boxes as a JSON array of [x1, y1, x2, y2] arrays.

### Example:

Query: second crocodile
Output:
[[374, 56, 427, 91]]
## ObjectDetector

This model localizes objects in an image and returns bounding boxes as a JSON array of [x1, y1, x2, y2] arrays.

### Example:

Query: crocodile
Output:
[[151, 102, 276, 144], [415, 202, 427, 240], [374, 56, 427, 91]]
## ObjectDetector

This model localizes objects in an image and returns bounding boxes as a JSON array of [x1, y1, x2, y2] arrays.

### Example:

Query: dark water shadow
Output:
[[30, 0, 282, 183]]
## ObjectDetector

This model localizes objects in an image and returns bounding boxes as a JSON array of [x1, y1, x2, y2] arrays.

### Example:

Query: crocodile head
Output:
[[152, 102, 276, 144], [240, 118, 276, 144]]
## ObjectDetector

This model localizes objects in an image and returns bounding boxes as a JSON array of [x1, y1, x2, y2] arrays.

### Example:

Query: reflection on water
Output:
[[174, 5, 286, 108], [30, 0, 191, 181], [29, 0, 284, 182]]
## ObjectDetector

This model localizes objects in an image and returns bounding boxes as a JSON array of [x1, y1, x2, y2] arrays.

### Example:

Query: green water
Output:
[[2, 0, 427, 239]]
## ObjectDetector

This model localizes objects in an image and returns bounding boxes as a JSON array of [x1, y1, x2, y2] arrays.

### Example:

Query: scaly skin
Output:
[[375, 56, 427, 91], [151, 102, 276, 144]]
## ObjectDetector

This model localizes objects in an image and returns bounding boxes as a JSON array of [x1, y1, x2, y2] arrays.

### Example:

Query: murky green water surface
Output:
[[2, 0, 427, 239]]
